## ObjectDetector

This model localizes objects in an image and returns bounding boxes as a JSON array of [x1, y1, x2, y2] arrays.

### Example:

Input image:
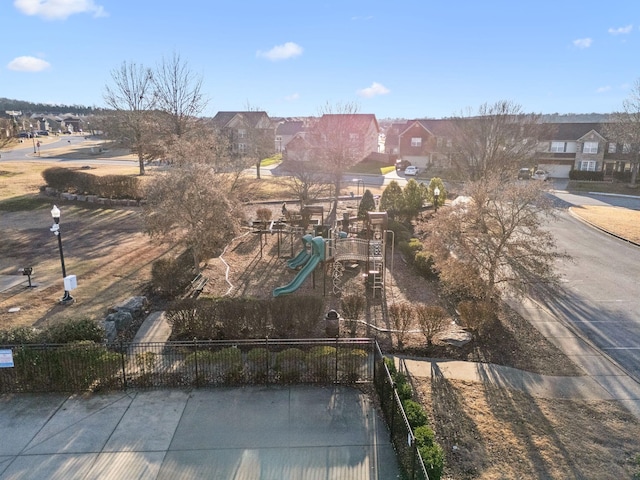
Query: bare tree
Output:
[[425, 176, 569, 300], [103, 61, 159, 175], [307, 102, 368, 220], [241, 104, 276, 179], [447, 100, 544, 181], [604, 78, 640, 186], [279, 160, 331, 208], [143, 165, 246, 272], [153, 52, 207, 139]]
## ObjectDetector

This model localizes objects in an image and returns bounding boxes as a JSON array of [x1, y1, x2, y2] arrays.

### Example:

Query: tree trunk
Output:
[[255, 160, 261, 179], [138, 153, 145, 176]]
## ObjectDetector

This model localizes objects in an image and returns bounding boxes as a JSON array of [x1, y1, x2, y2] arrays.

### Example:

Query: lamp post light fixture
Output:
[[50, 205, 74, 304], [352, 178, 365, 197], [433, 186, 440, 213]]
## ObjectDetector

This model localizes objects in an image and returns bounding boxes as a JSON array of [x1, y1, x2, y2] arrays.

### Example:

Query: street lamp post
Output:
[[352, 178, 365, 196], [433, 186, 440, 213], [50, 205, 74, 304], [30, 125, 36, 153]]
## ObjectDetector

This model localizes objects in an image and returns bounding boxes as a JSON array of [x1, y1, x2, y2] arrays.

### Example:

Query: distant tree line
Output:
[[0, 97, 101, 115]]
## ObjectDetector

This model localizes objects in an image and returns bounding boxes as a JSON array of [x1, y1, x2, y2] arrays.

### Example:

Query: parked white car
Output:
[[404, 166, 419, 176], [532, 170, 549, 181]]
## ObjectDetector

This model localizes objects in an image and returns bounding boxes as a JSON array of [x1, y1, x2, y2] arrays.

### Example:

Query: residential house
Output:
[[284, 113, 380, 165], [211, 111, 276, 157], [535, 123, 631, 178], [385, 119, 453, 169], [274, 120, 305, 153]]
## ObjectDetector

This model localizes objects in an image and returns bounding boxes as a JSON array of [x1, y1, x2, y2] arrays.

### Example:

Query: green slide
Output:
[[273, 236, 325, 297], [287, 234, 313, 269]]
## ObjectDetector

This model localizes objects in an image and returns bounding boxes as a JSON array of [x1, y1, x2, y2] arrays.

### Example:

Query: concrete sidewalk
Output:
[[0, 386, 399, 480], [396, 294, 640, 420]]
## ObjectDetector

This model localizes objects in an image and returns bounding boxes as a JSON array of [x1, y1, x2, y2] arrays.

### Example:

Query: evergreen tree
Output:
[[357, 189, 376, 219]]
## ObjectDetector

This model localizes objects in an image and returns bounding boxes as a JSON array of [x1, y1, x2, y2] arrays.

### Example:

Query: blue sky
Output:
[[3, 0, 640, 119]]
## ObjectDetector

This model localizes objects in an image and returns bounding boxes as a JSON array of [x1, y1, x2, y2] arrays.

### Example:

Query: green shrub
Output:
[[337, 348, 367, 383], [0, 326, 43, 345], [44, 318, 104, 344], [418, 443, 445, 480], [307, 346, 336, 381], [403, 399, 428, 429], [414, 250, 436, 278], [275, 348, 305, 382], [394, 372, 413, 401], [386, 219, 412, 245]]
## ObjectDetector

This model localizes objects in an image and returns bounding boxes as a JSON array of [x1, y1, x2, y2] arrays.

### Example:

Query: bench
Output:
[[190, 273, 209, 297]]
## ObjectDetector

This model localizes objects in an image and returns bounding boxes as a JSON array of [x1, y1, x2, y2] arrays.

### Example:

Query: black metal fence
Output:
[[0, 337, 432, 479], [0, 338, 374, 393], [373, 342, 430, 480]]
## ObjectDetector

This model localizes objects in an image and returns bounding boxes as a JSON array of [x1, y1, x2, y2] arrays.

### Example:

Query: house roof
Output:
[[212, 111, 270, 129], [545, 123, 606, 141], [317, 114, 379, 133], [276, 120, 305, 136]]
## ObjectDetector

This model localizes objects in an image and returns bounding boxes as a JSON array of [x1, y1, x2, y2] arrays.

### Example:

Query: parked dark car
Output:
[[395, 159, 412, 171], [517, 168, 532, 180]]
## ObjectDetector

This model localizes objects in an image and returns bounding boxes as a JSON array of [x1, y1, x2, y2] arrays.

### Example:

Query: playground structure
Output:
[[272, 209, 389, 298]]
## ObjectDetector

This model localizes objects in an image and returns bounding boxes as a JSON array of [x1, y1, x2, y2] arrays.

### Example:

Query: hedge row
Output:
[[42, 167, 142, 199], [384, 357, 445, 479], [166, 295, 325, 340]]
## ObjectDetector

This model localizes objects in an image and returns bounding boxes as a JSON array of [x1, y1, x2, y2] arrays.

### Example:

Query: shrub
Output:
[[151, 254, 193, 298], [0, 326, 43, 345], [358, 189, 377, 219], [44, 318, 104, 344], [255, 207, 272, 224], [275, 348, 306, 382], [569, 169, 604, 181], [341, 294, 365, 337], [166, 297, 216, 340], [457, 300, 498, 337], [403, 399, 428, 429], [246, 347, 269, 382], [337, 348, 367, 383], [394, 372, 413, 401], [415, 304, 447, 346], [415, 424, 445, 480], [307, 346, 336, 381], [386, 219, 412, 245], [414, 250, 436, 278], [388, 302, 414, 349]]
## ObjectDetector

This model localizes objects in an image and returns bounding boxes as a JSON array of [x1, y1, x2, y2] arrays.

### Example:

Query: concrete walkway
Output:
[[0, 386, 399, 480], [396, 293, 640, 420]]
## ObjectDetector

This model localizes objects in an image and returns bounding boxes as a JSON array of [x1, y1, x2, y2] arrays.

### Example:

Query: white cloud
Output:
[[7, 56, 51, 72], [14, 0, 107, 20], [596, 86, 611, 93], [256, 42, 303, 61], [356, 82, 390, 98], [608, 25, 633, 35], [284, 93, 300, 101], [573, 38, 592, 49]]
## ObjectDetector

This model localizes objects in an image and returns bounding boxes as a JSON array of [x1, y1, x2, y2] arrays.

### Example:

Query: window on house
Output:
[[446, 139, 452, 148], [583, 142, 598, 154], [238, 129, 246, 139], [550, 141, 565, 153], [238, 143, 247, 153], [623, 143, 632, 153], [436, 137, 443, 148], [580, 160, 596, 171], [608, 143, 617, 153], [411, 137, 422, 147]]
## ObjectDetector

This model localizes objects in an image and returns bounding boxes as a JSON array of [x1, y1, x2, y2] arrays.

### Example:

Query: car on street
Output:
[[532, 170, 549, 181], [395, 159, 411, 171], [404, 166, 418, 176], [518, 168, 532, 180]]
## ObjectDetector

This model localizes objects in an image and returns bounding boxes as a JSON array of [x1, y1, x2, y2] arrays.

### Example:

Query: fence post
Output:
[[265, 337, 269, 385], [193, 338, 198, 388], [390, 383, 396, 441], [119, 341, 127, 391], [335, 337, 339, 383]]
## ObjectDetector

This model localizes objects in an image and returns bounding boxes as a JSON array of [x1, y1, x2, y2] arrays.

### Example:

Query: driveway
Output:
[[0, 386, 399, 480]]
